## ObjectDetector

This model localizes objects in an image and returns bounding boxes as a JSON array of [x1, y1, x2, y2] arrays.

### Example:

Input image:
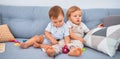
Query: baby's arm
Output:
[[64, 36, 70, 45], [69, 28, 85, 43], [45, 31, 58, 45]]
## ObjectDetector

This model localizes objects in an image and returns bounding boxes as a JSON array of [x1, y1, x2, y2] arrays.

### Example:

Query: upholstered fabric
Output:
[[0, 38, 120, 59], [118, 44, 120, 51], [102, 15, 120, 51], [0, 16, 1, 25], [0, 24, 15, 42], [1, 6, 50, 38], [84, 25, 120, 57], [83, 9, 108, 29], [102, 15, 120, 27]]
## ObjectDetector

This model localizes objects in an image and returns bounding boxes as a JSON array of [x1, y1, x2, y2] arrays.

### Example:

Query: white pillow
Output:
[[84, 24, 120, 57]]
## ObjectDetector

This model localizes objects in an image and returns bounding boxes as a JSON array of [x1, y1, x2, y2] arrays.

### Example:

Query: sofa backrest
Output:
[[82, 9, 120, 29], [0, 5, 120, 38], [0, 6, 50, 38], [0, 16, 1, 25]]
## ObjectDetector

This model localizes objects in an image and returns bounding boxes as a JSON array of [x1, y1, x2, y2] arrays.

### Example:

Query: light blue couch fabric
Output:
[[0, 5, 120, 59], [83, 9, 108, 29], [56, 47, 120, 59], [0, 16, 1, 24], [0, 7, 1, 24], [0, 38, 52, 59], [0, 6, 50, 38], [0, 38, 119, 59], [108, 9, 120, 16]]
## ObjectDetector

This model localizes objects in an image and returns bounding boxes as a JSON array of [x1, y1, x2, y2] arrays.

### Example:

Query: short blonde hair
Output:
[[67, 6, 82, 20], [49, 5, 64, 20]]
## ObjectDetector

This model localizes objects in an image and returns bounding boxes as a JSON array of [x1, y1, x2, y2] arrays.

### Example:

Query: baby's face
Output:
[[70, 10, 82, 25], [51, 14, 64, 27]]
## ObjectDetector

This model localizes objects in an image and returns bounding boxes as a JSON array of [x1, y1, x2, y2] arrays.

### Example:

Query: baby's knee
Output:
[[38, 35, 44, 43], [35, 35, 44, 43]]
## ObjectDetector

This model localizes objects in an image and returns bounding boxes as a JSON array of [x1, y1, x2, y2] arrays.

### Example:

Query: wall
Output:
[[0, 0, 120, 9]]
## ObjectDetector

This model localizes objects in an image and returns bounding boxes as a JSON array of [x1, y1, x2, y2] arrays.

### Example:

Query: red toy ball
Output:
[[9, 40, 20, 43], [62, 45, 69, 54]]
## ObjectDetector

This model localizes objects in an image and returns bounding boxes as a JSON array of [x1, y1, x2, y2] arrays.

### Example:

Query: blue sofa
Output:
[[0, 5, 120, 59]]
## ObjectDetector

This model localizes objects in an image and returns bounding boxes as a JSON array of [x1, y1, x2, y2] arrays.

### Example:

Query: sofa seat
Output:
[[0, 38, 52, 59], [56, 47, 120, 59], [0, 38, 120, 59]]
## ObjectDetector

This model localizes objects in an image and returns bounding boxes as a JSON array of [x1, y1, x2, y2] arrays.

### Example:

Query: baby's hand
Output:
[[97, 23, 104, 28], [51, 40, 58, 45]]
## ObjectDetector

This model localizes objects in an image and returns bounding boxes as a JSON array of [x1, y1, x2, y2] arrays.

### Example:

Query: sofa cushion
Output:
[[56, 47, 120, 59], [0, 24, 15, 42], [0, 16, 1, 25], [102, 15, 120, 27], [102, 15, 120, 51], [108, 9, 120, 16], [0, 38, 52, 59], [118, 44, 120, 51], [1, 6, 50, 38], [2, 18, 49, 38], [83, 9, 108, 29], [84, 24, 120, 57]]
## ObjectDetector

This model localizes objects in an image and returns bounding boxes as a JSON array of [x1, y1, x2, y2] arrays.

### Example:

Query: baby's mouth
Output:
[[77, 20, 79, 22]]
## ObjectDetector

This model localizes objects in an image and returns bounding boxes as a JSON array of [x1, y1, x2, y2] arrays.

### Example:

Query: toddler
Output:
[[66, 6, 90, 56], [66, 6, 90, 43]]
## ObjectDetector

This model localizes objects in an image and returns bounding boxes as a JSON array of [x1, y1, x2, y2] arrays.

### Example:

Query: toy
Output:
[[0, 43, 5, 53], [62, 45, 69, 54], [82, 48, 86, 52], [9, 40, 20, 43], [14, 43, 20, 46], [23, 40, 27, 42], [9, 40, 16, 42]]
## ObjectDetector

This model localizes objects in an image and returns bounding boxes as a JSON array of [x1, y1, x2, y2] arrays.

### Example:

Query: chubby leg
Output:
[[33, 35, 44, 48], [68, 48, 82, 56], [40, 44, 55, 57], [20, 35, 43, 49]]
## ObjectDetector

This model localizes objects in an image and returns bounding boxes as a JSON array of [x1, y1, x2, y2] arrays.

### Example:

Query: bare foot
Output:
[[20, 42, 29, 49], [68, 48, 82, 56], [40, 44, 54, 57], [46, 46, 55, 57]]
